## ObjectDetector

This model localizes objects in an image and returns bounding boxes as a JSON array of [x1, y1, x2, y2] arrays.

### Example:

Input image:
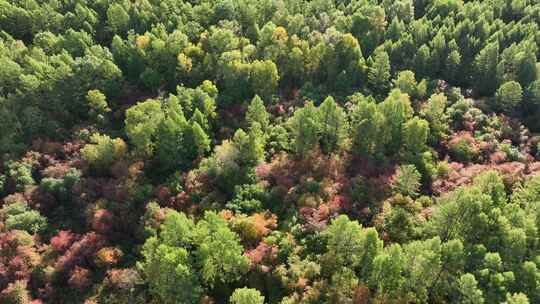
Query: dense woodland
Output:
[[2, 0, 540, 303]]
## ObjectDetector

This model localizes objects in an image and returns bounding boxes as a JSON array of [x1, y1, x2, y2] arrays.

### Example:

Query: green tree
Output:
[[288, 101, 320, 157], [107, 4, 130, 34], [392, 165, 422, 197], [327, 268, 359, 304], [249, 60, 279, 101], [458, 273, 484, 304], [368, 50, 391, 95], [445, 50, 461, 83], [193, 211, 250, 287], [246, 95, 269, 131], [138, 212, 203, 304], [317, 96, 347, 155], [86, 89, 110, 125], [421, 93, 449, 144], [393, 70, 418, 99], [506, 293, 530, 304], [350, 95, 388, 158], [155, 96, 189, 169], [229, 288, 265, 304], [378, 89, 413, 154], [0, 201, 47, 234], [81, 133, 127, 174], [474, 42, 503, 96], [401, 117, 429, 161], [495, 81, 523, 113], [125, 99, 164, 156], [370, 244, 405, 300]]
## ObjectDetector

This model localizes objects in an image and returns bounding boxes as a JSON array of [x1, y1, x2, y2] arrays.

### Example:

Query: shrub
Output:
[[81, 133, 127, 174]]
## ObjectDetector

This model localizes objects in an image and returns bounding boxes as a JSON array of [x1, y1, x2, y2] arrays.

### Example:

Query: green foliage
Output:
[[193, 211, 250, 286], [401, 117, 429, 162], [392, 165, 422, 198], [317, 96, 347, 154], [4, 1, 540, 303], [458, 273, 484, 304], [125, 99, 164, 156], [289, 101, 320, 157], [81, 133, 127, 174], [378, 89, 413, 154], [141, 210, 248, 302], [229, 287, 265, 304], [495, 81, 523, 113], [350, 94, 388, 158], [86, 89, 110, 125], [5, 160, 35, 192], [393, 70, 418, 99], [421, 93, 449, 143], [368, 50, 391, 95], [246, 95, 269, 131], [226, 183, 267, 214], [0, 201, 47, 234]]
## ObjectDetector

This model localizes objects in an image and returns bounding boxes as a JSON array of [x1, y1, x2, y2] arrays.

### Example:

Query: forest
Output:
[[1, 0, 540, 303]]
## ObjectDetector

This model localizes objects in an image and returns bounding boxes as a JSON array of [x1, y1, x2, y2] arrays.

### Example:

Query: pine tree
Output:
[[289, 101, 320, 157], [246, 95, 269, 131], [378, 89, 413, 155], [317, 96, 347, 155], [474, 42, 503, 96], [368, 50, 391, 95], [350, 96, 388, 157]]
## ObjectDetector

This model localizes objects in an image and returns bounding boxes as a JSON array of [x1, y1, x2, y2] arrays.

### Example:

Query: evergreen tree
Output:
[[246, 95, 269, 131], [288, 101, 320, 157], [495, 81, 523, 113], [378, 89, 413, 154], [474, 42, 503, 96], [317, 96, 348, 155], [368, 50, 391, 95]]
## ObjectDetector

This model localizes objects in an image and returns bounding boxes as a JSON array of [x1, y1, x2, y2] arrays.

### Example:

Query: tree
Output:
[[125, 99, 164, 156], [368, 50, 391, 95], [458, 273, 484, 304], [445, 50, 461, 83], [474, 42, 503, 96], [322, 215, 383, 278], [155, 96, 189, 169], [370, 244, 405, 300], [81, 133, 127, 174], [506, 293, 530, 304], [421, 93, 449, 144], [0, 201, 47, 234], [327, 268, 359, 304], [350, 95, 388, 157], [322, 215, 364, 269], [140, 237, 202, 304], [415, 45, 432, 78], [392, 165, 421, 197], [317, 96, 347, 154], [193, 211, 250, 287], [393, 70, 418, 99], [246, 95, 269, 131], [230, 288, 265, 304], [249, 60, 279, 101], [86, 89, 110, 125], [233, 125, 265, 168], [495, 81, 523, 113], [107, 4, 130, 34], [378, 89, 413, 154], [288, 101, 320, 157], [401, 117, 429, 161]]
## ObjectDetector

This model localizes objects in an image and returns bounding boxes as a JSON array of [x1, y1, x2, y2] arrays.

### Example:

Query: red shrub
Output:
[[68, 266, 92, 290], [50, 231, 80, 253]]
